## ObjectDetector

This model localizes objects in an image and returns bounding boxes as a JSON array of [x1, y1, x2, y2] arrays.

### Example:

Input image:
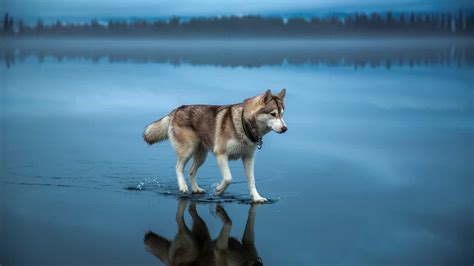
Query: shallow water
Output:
[[1, 38, 473, 265]]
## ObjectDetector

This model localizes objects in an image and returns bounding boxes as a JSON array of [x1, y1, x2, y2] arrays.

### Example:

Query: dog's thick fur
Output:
[[144, 200, 262, 266], [144, 89, 287, 203]]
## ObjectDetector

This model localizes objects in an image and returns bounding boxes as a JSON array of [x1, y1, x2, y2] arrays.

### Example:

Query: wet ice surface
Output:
[[125, 178, 279, 204], [1, 39, 473, 265]]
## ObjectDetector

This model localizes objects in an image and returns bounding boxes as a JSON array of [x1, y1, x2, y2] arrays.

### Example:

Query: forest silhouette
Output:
[[2, 10, 474, 37]]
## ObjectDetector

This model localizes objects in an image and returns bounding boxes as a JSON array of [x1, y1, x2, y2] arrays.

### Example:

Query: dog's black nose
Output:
[[281, 126, 287, 133]]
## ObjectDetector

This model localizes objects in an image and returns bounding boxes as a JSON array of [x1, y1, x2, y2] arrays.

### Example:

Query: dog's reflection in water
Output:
[[144, 200, 263, 266]]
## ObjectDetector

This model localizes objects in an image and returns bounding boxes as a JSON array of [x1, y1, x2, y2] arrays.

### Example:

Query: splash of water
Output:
[[126, 177, 278, 204]]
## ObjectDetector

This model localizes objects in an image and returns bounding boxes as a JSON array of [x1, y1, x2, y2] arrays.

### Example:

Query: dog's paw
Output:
[[252, 196, 268, 203], [216, 205, 231, 223], [192, 187, 206, 194], [179, 186, 189, 194], [215, 185, 225, 196], [188, 201, 197, 215]]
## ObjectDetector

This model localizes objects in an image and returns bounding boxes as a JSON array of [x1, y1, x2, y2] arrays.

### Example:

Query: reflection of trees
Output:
[[1, 11, 473, 37], [1, 47, 15, 68], [3, 13, 14, 34], [1, 40, 472, 68]]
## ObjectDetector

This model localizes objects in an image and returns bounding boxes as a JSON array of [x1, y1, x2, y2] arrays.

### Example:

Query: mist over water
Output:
[[1, 38, 473, 68], [1, 38, 473, 265]]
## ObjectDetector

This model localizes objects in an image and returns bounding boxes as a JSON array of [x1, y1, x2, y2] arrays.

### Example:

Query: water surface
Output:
[[1, 38, 473, 265]]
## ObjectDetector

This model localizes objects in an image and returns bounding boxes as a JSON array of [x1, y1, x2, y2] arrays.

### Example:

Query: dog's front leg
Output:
[[243, 154, 267, 203], [215, 205, 232, 250], [242, 204, 257, 245], [215, 155, 232, 195], [242, 204, 260, 260]]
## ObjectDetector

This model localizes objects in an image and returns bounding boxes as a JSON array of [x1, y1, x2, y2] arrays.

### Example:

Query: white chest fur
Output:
[[225, 138, 254, 160]]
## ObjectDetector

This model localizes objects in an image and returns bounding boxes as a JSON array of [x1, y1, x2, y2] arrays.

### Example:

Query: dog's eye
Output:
[[270, 112, 277, 117]]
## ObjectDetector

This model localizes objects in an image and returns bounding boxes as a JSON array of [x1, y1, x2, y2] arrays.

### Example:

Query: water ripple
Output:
[[125, 177, 278, 204]]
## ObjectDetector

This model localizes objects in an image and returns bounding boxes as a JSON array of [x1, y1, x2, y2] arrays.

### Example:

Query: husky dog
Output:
[[144, 200, 262, 266], [143, 89, 287, 203]]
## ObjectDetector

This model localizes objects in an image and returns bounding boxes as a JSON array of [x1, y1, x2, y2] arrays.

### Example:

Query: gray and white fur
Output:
[[143, 89, 287, 203]]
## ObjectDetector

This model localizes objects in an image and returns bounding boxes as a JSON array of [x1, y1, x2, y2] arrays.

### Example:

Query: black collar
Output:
[[241, 109, 263, 149]]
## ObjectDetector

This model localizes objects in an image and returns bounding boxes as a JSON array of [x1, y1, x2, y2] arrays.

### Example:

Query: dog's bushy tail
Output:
[[143, 115, 170, 145], [144, 231, 171, 264]]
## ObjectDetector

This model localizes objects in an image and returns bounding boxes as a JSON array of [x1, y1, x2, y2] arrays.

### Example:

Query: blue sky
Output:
[[2, 0, 473, 20]]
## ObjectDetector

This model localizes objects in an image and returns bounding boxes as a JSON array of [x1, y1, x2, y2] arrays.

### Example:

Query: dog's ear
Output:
[[277, 88, 286, 100], [243, 97, 255, 117], [262, 89, 272, 103]]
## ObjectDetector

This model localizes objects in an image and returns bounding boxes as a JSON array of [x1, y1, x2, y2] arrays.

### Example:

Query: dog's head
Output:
[[243, 89, 287, 134]]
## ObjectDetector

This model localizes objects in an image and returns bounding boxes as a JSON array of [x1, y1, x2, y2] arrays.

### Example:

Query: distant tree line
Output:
[[2, 11, 474, 37]]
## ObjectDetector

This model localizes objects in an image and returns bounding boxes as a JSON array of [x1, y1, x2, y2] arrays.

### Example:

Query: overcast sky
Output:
[[2, 0, 472, 19]]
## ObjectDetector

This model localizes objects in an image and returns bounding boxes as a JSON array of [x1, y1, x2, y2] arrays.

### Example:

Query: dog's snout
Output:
[[281, 126, 287, 133]]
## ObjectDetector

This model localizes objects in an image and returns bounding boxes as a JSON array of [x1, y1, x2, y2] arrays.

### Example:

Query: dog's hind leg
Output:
[[188, 201, 211, 244], [188, 144, 208, 194], [171, 200, 200, 264], [175, 152, 193, 194], [176, 199, 190, 232], [171, 128, 199, 194]]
